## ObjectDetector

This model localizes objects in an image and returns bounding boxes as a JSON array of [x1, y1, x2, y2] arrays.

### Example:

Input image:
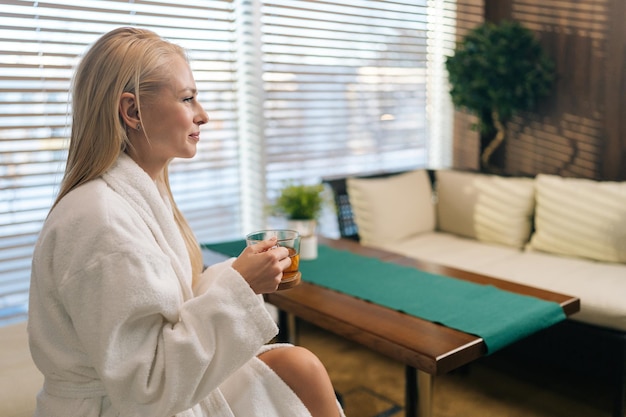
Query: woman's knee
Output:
[[259, 346, 340, 417], [259, 346, 326, 379]]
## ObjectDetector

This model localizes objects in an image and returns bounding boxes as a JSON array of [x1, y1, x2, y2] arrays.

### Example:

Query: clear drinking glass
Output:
[[245, 229, 301, 290]]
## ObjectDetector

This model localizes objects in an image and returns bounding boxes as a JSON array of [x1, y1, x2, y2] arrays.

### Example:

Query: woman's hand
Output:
[[231, 237, 292, 294]]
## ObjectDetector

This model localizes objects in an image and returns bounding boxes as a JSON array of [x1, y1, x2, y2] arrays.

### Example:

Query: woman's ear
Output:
[[119, 92, 140, 130]]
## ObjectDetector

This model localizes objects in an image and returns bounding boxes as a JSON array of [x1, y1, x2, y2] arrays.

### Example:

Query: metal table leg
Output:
[[277, 310, 298, 344], [405, 366, 434, 417]]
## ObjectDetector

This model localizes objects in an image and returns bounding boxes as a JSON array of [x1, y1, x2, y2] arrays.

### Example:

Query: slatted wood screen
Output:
[[453, 0, 626, 181], [451, 0, 484, 170]]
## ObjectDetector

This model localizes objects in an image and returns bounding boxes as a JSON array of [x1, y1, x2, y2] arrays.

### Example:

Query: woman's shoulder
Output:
[[44, 178, 149, 247], [51, 178, 122, 222]]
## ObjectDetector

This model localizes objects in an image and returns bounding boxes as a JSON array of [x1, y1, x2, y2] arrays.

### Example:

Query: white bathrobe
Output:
[[28, 154, 341, 417]]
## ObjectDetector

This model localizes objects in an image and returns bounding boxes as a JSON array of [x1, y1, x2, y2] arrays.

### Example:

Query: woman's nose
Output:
[[196, 106, 209, 125]]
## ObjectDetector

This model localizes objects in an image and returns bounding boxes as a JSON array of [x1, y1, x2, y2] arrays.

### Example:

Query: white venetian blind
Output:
[[260, 0, 456, 197], [0, 0, 240, 325], [427, 0, 457, 167]]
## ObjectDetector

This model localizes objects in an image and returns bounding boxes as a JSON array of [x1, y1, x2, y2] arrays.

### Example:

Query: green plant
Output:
[[271, 183, 326, 220], [445, 20, 555, 171]]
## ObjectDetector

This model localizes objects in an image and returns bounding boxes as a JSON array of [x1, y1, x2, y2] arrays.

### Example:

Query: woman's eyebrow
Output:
[[178, 87, 198, 95]]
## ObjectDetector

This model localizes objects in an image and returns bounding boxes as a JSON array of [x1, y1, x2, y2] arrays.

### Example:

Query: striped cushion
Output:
[[436, 170, 535, 248], [474, 176, 535, 249], [528, 174, 626, 263]]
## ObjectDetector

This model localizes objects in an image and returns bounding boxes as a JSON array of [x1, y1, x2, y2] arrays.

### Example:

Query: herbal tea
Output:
[[283, 247, 300, 280]]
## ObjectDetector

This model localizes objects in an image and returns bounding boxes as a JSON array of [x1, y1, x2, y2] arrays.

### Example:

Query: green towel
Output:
[[202, 240, 566, 353]]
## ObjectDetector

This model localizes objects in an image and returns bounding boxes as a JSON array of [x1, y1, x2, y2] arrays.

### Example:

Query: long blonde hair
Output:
[[54, 27, 203, 283]]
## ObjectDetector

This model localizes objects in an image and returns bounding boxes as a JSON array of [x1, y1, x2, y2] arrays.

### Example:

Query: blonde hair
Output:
[[54, 27, 203, 284]]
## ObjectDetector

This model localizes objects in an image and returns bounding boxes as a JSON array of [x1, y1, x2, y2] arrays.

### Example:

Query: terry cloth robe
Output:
[[28, 153, 345, 417]]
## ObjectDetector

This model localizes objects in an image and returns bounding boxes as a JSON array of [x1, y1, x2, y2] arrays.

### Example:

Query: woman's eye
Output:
[[183, 97, 194, 103]]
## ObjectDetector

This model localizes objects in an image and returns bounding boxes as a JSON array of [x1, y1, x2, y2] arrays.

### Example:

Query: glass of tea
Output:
[[245, 229, 301, 290]]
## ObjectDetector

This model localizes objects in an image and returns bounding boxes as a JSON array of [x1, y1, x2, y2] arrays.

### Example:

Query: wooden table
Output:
[[262, 237, 580, 417]]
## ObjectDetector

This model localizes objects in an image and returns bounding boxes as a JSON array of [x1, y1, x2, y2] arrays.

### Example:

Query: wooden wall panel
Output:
[[451, 0, 484, 171], [604, 0, 626, 180], [454, 0, 626, 180], [507, 0, 610, 179]]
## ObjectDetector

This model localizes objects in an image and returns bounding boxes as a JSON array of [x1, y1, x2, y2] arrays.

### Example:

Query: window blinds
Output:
[[0, 0, 240, 324], [261, 0, 431, 195], [0, 0, 457, 325]]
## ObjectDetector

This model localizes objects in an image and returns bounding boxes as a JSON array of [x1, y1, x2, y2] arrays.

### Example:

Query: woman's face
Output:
[[128, 55, 209, 178]]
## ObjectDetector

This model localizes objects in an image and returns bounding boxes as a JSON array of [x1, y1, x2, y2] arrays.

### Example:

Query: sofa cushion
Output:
[[378, 231, 626, 332], [379, 231, 522, 271], [435, 170, 535, 249], [528, 174, 626, 263], [435, 170, 481, 239], [346, 169, 435, 247], [473, 175, 535, 249], [473, 249, 626, 332]]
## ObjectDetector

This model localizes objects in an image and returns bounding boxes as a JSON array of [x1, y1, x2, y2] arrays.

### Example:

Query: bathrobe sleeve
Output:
[[35, 183, 279, 417]]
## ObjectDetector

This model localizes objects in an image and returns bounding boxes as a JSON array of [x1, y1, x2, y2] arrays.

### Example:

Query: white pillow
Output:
[[473, 176, 535, 248], [346, 169, 435, 246], [435, 170, 535, 248], [435, 170, 483, 239], [528, 174, 626, 263]]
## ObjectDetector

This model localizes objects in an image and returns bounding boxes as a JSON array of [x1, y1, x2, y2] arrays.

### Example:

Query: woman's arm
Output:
[[59, 248, 277, 417]]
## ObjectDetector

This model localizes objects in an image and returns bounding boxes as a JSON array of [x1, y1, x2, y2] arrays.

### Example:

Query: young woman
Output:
[[28, 27, 344, 417]]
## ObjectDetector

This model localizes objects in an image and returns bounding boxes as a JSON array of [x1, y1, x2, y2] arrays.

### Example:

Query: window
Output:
[[0, 0, 240, 324], [261, 1, 429, 187], [0, 0, 456, 325]]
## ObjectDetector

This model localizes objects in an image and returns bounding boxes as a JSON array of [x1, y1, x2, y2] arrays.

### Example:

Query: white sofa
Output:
[[344, 169, 626, 333], [327, 168, 626, 416]]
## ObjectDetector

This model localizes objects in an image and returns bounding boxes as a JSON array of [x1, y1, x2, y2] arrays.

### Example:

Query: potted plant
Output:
[[270, 182, 327, 259], [272, 183, 326, 221], [445, 20, 555, 172]]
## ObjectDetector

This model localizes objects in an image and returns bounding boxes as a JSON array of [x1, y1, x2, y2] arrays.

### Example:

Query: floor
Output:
[[296, 321, 616, 417]]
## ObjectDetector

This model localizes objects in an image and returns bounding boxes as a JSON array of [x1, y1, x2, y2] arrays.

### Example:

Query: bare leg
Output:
[[259, 346, 340, 417]]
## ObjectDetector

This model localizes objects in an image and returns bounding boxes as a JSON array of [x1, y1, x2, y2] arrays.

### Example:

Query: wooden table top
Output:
[[263, 237, 580, 375]]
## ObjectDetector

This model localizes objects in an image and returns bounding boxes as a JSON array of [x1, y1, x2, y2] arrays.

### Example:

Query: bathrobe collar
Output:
[[102, 153, 194, 301]]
